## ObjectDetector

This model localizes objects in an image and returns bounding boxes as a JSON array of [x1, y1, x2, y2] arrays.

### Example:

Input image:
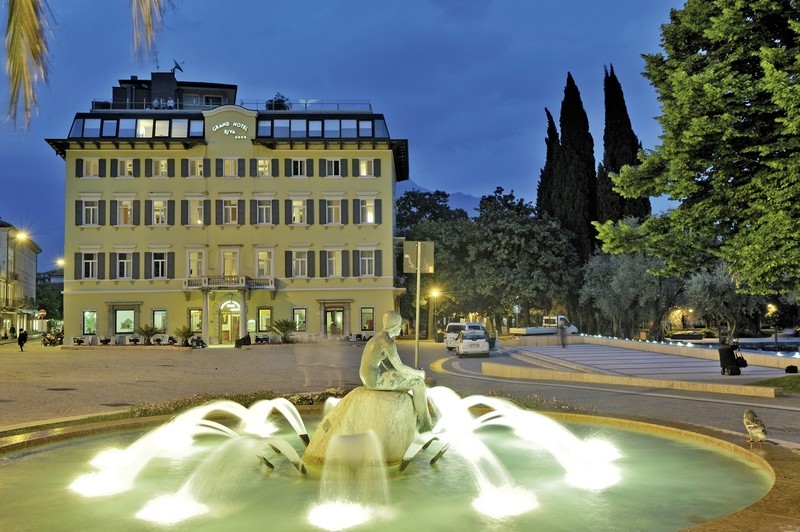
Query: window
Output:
[[83, 200, 99, 226], [152, 252, 167, 279], [115, 310, 134, 334], [117, 200, 133, 225], [118, 119, 136, 137], [292, 251, 308, 277], [187, 251, 204, 278], [308, 120, 323, 137], [291, 200, 306, 224], [293, 308, 307, 332], [189, 120, 204, 137], [256, 158, 272, 177], [154, 119, 170, 137], [360, 199, 375, 224], [256, 200, 273, 225], [325, 159, 341, 178], [326, 199, 342, 224], [152, 200, 168, 225], [82, 253, 98, 279], [152, 158, 169, 177], [223, 158, 240, 177], [258, 308, 272, 332], [256, 250, 273, 278], [291, 159, 306, 178], [257, 120, 272, 137], [358, 159, 374, 177], [274, 119, 290, 137], [290, 119, 306, 138], [188, 199, 205, 226], [222, 250, 239, 276], [101, 119, 117, 137], [188, 158, 204, 177], [358, 120, 373, 137], [324, 119, 340, 138], [83, 119, 101, 137], [83, 159, 100, 177], [204, 95, 222, 107], [118, 158, 134, 177], [172, 119, 188, 138], [137, 119, 153, 137], [361, 307, 375, 331], [116, 252, 133, 279], [223, 200, 239, 225], [359, 250, 376, 277], [189, 309, 202, 333], [82, 310, 97, 335], [325, 250, 342, 278], [153, 310, 167, 332], [341, 119, 357, 138]]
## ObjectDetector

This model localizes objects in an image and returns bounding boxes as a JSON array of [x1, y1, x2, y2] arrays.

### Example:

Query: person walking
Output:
[[17, 329, 28, 352], [558, 318, 568, 348]]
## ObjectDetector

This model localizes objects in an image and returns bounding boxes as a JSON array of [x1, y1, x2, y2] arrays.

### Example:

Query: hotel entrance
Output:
[[219, 300, 240, 345], [325, 308, 343, 338]]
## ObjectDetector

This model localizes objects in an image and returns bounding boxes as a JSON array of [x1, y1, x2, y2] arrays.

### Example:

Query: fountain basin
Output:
[[1, 405, 792, 531]]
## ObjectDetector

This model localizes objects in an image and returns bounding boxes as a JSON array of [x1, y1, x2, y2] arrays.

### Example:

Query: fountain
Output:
[[0, 312, 775, 530]]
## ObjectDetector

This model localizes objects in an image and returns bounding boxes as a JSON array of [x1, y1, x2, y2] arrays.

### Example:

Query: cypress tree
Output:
[[535, 108, 559, 217], [550, 72, 597, 262], [597, 65, 651, 222]]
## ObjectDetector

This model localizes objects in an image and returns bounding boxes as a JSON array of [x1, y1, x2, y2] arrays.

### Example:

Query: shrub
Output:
[[134, 324, 164, 345], [270, 319, 297, 343]]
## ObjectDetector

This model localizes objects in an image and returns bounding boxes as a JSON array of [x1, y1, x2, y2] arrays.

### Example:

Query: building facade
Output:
[[47, 72, 408, 345], [1, 221, 41, 339]]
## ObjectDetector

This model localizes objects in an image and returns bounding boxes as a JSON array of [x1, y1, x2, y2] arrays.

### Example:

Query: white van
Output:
[[444, 322, 487, 351]]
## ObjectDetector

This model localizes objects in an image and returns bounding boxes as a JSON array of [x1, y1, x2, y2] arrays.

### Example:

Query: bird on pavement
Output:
[[743, 409, 767, 448]]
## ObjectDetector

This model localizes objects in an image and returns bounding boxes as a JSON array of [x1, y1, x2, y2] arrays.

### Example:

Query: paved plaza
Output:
[[1, 336, 800, 447]]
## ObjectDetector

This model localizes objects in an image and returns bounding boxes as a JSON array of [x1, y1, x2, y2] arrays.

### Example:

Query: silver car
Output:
[[455, 330, 490, 358]]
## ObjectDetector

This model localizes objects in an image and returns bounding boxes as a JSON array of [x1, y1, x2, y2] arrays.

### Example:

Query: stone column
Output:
[[238, 289, 248, 340], [201, 288, 210, 344]]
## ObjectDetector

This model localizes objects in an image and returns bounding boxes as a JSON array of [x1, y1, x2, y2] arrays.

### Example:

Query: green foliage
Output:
[[395, 189, 468, 238], [270, 319, 297, 343], [604, 0, 800, 294], [752, 375, 800, 394], [134, 323, 163, 345], [172, 325, 194, 347], [265, 92, 291, 110], [36, 282, 63, 320]]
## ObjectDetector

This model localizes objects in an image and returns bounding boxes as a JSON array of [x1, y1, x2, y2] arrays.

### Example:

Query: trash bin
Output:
[[435, 330, 444, 343]]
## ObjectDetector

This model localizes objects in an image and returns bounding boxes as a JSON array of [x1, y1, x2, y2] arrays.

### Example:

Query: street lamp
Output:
[[431, 289, 439, 334]]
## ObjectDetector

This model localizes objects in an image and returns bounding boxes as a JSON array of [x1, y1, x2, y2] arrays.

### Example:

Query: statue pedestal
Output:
[[304, 387, 416, 470]]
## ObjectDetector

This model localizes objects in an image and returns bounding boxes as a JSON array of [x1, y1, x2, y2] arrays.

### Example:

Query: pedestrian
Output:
[[18, 329, 28, 352], [558, 318, 567, 348]]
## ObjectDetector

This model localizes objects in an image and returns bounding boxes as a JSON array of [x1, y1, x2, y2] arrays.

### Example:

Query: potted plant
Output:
[[173, 325, 194, 347], [134, 324, 163, 345]]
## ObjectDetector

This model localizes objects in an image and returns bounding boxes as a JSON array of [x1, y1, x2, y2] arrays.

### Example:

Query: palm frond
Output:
[[131, 0, 169, 60], [4, 0, 52, 128]]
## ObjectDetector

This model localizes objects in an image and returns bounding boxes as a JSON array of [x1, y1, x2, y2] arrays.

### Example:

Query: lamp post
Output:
[[431, 289, 439, 334]]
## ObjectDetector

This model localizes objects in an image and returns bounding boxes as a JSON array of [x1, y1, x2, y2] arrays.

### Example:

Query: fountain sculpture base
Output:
[[304, 387, 416, 470]]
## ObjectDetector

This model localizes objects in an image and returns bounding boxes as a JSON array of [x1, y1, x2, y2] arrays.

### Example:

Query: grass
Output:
[[752, 375, 800, 394]]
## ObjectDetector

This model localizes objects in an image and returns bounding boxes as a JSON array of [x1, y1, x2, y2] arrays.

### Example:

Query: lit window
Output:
[[118, 158, 134, 177], [293, 308, 307, 331], [152, 200, 168, 225], [223, 200, 239, 225], [83, 159, 100, 177], [256, 250, 273, 278], [292, 251, 308, 277], [291, 159, 306, 178], [256, 200, 273, 225], [256, 159, 272, 177], [189, 309, 202, 332], [152, 158, 169, 177], [359, 199, 375, 224], [152, 252, 167, 279], [172, 119, 188, 137], [188, 200, 204, 226], [358, 159, 374, 177], [117, 252, 133, 279], [326, 250, 342, 278], [188, 159, 204, 177], [82, 253, 98, 279], [361, 307, 375, 331], [117, 200, 133, 225], [325, 159, 341, 178], [115, 309, 134, 334], [258, 308, 272, 332], [222, 250, 239, 276], [360, 250, 375, 277], [153, 310, 167, 332], [137, 119, 154, 137], [82, 310, 97, 335], [154, 120, 170, 137], [187, 251, 204, 278], [83, 200, 99, 226], [291, 200, 306, 224], [223, 159, 240, 178], [326, 199, 341, 224]]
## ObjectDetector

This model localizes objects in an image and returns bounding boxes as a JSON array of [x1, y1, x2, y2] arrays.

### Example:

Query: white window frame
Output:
[[187, 249, 205, 278], [291, 199, 306, 225], [326, 250, 342, 278], [326, 199, 342, 225], [292, 250, 308, 278], [83, 158, 100, 178], [117, 252, 133, 279], [291, 158, 307, 178], [222, 158, 240, 178], [117, 199, 133, 226], [188, 158, 204, 178], [223, 199, 239, 225], [152, 252, 167, 279], [82, 253, 98, 279], [359, 249, 376, 277], [188, 199, 204, 226], [325, 159, 342, 178], [256, 158, 273, 178], [256, 199, 273, 225], [152, 200, 168, 226], [118, 158, 134, 178], [256, 249, 273, 278], [83, 200, 99, 226], [152, 158, 169, 178], [357, 158, 374, 178], [359, 199, 376, 224], [221, 249, 239, 276]]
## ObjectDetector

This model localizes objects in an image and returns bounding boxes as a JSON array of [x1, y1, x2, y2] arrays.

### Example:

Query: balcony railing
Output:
[[182, 276, 275, 290]]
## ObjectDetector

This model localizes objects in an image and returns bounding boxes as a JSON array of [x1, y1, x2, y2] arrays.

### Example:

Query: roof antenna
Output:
[[154, 52, 160, 71], [172, 59, 184, 74]]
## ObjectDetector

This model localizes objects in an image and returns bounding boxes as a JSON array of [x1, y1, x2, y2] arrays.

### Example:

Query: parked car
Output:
[[455, 330, 490, 358], [444, 322, 487, 351]]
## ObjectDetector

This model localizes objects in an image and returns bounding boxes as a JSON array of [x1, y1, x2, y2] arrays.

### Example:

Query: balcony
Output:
[[182, 276, 275, 290]]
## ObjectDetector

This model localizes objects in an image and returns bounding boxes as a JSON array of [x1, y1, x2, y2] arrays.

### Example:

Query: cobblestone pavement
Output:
[[2, 337, 800, 447]]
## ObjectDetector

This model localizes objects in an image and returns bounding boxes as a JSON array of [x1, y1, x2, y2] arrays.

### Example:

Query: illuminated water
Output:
[[0, 417, 770, 531]]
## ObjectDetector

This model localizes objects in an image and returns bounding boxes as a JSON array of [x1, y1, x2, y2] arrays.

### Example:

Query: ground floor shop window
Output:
[[115, 310, 134, 334], [153, 309, 167, 332], [258, 308, 272, 332], [293, 308, 307, 332], [361, 307, 374, 331], [189, 309, 202, 333], [83, 310, 97, 335]]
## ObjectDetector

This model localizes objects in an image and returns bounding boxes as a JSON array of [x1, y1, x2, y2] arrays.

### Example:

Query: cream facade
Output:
[[1, 221, 41, 338], [48, 72, 408, 345]]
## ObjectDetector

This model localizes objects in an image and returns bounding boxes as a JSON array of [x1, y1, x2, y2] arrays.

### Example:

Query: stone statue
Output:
[[359, 310, 433, 431]]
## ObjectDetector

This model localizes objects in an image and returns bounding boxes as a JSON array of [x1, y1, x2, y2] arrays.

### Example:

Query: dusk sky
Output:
[[0, 0, 684, 268]]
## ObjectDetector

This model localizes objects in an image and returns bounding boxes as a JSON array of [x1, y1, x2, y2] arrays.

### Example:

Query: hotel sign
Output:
[[211, 121, 249, 140]]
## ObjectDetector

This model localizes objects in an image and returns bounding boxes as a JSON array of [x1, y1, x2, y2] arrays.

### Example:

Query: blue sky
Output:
[[0, 0, 685, 268]]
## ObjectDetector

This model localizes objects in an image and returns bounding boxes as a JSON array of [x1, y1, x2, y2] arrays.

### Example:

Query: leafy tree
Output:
[[596, 65, 651, 223], [549, 73, 597, 262], [684, 262, 766, 340], [395, 190, 468, 238], [265, 92, 291, 110], [5, 0, 169, 127], [36, 282, 62, 320], [607, 0, 800, 294]]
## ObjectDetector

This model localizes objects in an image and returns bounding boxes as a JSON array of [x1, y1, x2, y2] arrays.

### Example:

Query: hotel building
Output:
[[47, 71, 408, 345]]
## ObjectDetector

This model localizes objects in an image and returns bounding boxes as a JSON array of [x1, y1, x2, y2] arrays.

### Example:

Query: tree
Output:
[[5, 0, 169, 127], [596, 65, 651, 223], [535, 108, 559, 217], [395, 190, 468, 239], [270, 319, 297, 343], [36, 282, 62, 320], [549, 73, 597, 262], [607, 0, 800, 294]]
